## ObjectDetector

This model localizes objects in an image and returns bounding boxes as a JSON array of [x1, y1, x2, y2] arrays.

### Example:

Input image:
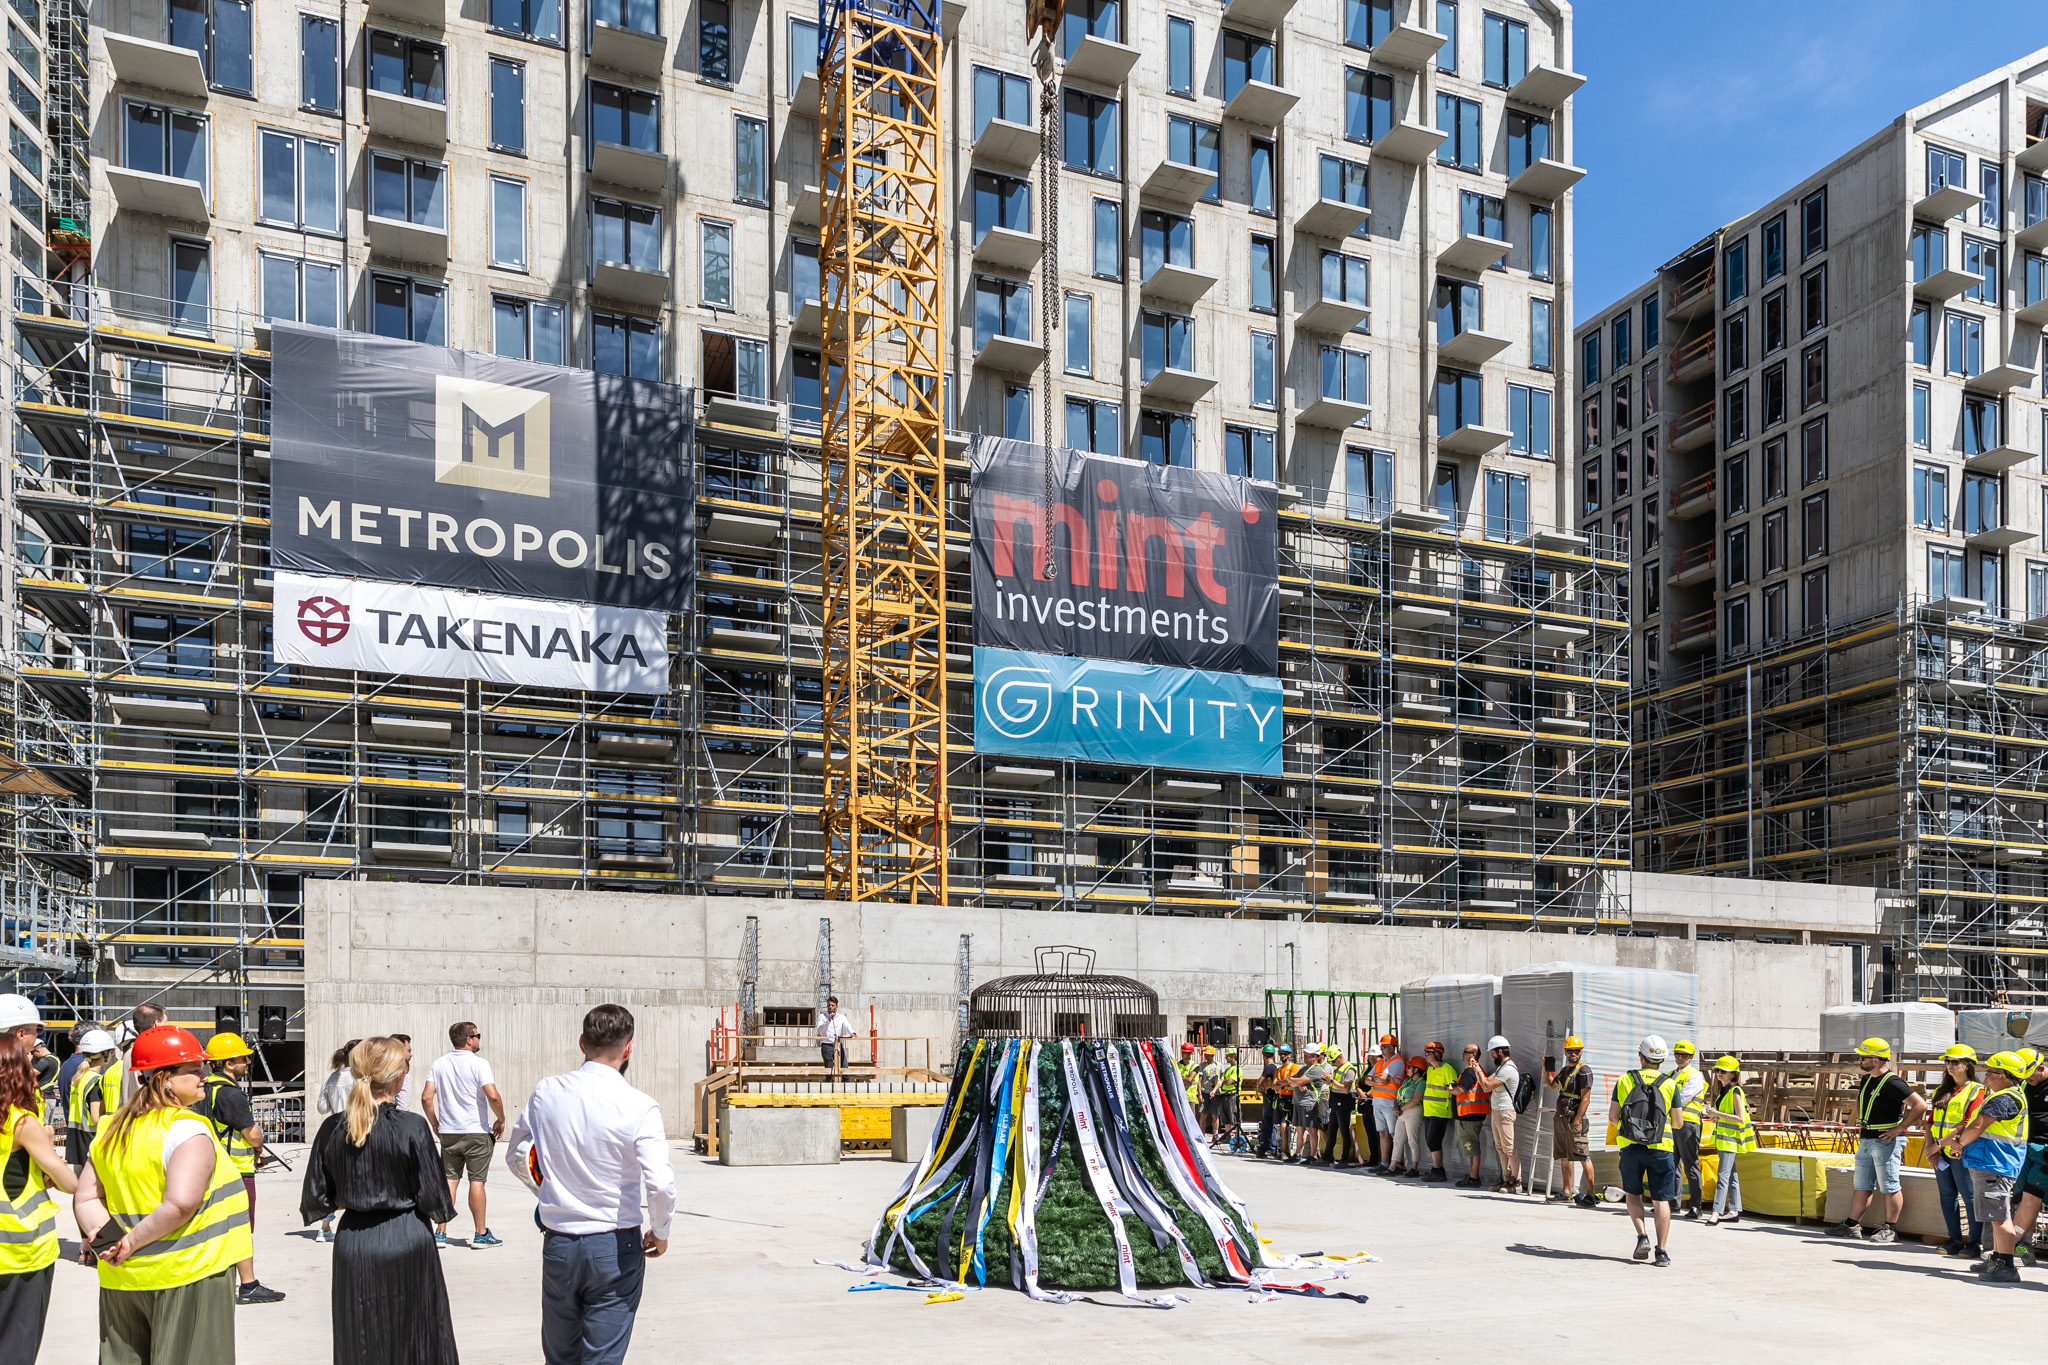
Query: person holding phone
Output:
[[0, 1032, 78, 1360]]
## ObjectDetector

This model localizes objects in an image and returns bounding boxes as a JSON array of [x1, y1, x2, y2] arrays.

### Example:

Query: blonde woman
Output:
[[300, 1036, 459, 1365]]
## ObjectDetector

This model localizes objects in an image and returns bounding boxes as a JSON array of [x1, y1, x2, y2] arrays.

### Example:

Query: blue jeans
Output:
[[541, 1227, 647, 1365], [1854, 1136, 1904, 1194], [1713, 1152, 1742, 1216], [1935, 1162, 1985, 1249]]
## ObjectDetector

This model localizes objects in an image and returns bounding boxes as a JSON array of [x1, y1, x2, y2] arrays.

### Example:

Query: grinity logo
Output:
[[295, 595, 351, 645], [980, 665, 1055, 740]]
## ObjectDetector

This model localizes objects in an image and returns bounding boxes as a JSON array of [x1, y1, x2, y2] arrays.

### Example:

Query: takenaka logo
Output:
[[434, 376, 551, 499], [296, 595, 351, 645]]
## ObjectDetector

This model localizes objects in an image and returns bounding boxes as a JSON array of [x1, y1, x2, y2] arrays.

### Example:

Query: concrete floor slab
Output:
[[37, 1148, 2037, 1362]]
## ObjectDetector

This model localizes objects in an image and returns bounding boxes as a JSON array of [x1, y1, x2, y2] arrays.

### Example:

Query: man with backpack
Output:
[[1470, 1035, 1524, 1193], [1613, 1034, 1681, 1266]]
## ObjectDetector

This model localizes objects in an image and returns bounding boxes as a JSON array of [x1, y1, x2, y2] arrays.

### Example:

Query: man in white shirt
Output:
[[422, 1020, 506, 1248], [507, 1004, 675, 1365], [817, 995, 856, 1078]]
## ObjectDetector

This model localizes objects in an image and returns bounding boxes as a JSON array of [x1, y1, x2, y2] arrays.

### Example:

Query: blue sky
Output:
[[1571, 2, 2045, 315]]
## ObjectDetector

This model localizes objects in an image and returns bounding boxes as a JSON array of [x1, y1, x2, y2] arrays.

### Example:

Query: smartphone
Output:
[[88, 1218, 127, 1258], [1544, 1054, 1557, 1072]]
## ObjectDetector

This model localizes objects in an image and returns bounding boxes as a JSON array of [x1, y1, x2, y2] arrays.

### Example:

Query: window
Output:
[[973, 67, 1031, 137], [369, 273, 444, 344], [1249, 138, 1274, 215], [368, 152, 445, 229], [703, 330, 766, 400], [489, 57, 525, 152], [1346, 446, 1395, 519], [1435, 1, 1457, 69], [1059, 0, 1122, 54], [1724, 238, 1748, 303], [1763, 582, 1786, 643], [1724, 451, 1748, 516], [1250, 235, 1276, 311], [1930, 545, 1965, 599], [2032, 562, 2048, 619], [1612, 312, 1631, 367], [490, 175, 528, 270], [257, 128, 340, 233], [1801, 188, 1826, 258], [1223, 30, 1275, 100], [1724, 597, 1750, 654], [1319, 154, 1369, 226], [1437, 94, 1482, 169], [1344, 0, 1394, 49], [494, 802, 530, 854], [258, 252, 341, 329], [492, 296, 564, 365], [1530, 298, 1553, 369], [1250, 330, 1275, 407], [1762, 215, 1785, 282], [791, 238, 819, 308], [1758, 361, 1787, 429], [368, 29, 443, 106], [8, 120, 35, 178], [2027, 253, 2048, 309], [1460, 191, 1506, 241], [1913, 382, 1931, 449], [1506, 112, 1550, 178], [1611, 375, 1631, 432], [7, 71, 35, 121], [122, 101, 209, 196], [1225, 426, 1275, 481], [700, 218, 731, 306], [1004, 384, 1032, 440], [1723, 382, 1747, 448], [1435, 367, 1480, 434], [1064, 293, 1092, 374], [1946, 313, 1982, 378], [1140, 209, 1193, 277], [1583, 332, 1599, 383], [169, 240, 211, 332], [1323, 346, 1371, 408], [1485, 470, 1530, 542], [1643, 500, 1659, 550], [591, 80, 658, 153], [1093, 199, 1121, 277], [595, 0, 658, 35], [1982, 163, 2003, 228], [1167, 16, 1194, 96], [975, 277, 1033, 349], [489, 0, 561, 43], [1506, 383, 1551, 459], [789, 346, 822, 421], [1435, 277, 1479, 339], [698, 0, 730, 81], [1800, 419, 1826, 485], [1802, 492, 1827, 559], [169, 0, 251, 95], [1763, 508, 1786, 573], [1927, 143, 1966, 196], [1725, 525, 1749, 588], [301, 13, 340, 113], [1065, 398, 1121, 456], [1580, 395, 1599, 450], [1801, 341, 1827, 409], [1963, 472, 2001, 536], [733, 115, 767, 204], [1482, 11, 1527, 85], [1344, 68, 1394, 144], [592, 311, 660, 378], [1064, 91, 1119, 176], [1139, 309, 1190, 381], [1643, 427, 1660, 483], [1140, 411, 1194, 468], [1962, 395, 2000, 456], [1643, 294, 1659, 350], [1582, 455, 1599, 513], [1529, 205, 1552, 280], [1723, 311, 1749, 374], [973, 170, 1030, 243], [1761, 288, 1785, 355], [1961, 238, 1998, 304], [1910, 304, 1932, 368], [591, 195, 660, 272], [1167, 115, 1221, 201], [1802, 569, 1828, 631]]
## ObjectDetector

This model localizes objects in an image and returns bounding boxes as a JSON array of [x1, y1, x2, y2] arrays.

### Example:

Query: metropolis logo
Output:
[[979, 665, 1054, 740], [296, 595, 351, 645], [434, 376, 551, 499]]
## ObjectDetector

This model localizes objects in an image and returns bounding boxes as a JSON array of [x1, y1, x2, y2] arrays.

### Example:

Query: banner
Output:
[[972, 647, 1283, 775], [274, 572, 670, 694], [971, 438, 1279, 675], [268, 323, 695, 611]]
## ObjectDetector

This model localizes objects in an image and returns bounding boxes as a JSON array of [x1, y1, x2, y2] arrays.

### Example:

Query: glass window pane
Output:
[[532, 303, 564, 365], [629, 321, 660, 379], [411, 162, 444, 228], [494, 298, 527, 358], [702, 220, 731, 306], [303, 140, 339, 233], [412, 283, 445, 346], [259, 130, 296, 224], [491, 59, 524, 152], [260, 255, 299, 322], [301, 15, 339, 112], [492, 177, 526, 269], [302, 261, 340, 329]]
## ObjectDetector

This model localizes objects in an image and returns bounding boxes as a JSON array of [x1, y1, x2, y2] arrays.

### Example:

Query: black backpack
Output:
[[1617, 1069, 1669, 1145], [1512, 1071, 1538, 1115]]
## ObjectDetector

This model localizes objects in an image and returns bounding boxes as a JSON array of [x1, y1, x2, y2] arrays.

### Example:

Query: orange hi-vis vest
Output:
[[1368, 1056, 1401, 1102], [1453, 1069, 1490, 1118]]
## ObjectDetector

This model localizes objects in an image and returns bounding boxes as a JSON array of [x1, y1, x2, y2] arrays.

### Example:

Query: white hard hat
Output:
[[1639, 1034, 1670, 1063], [0, 994, 39, 1030], [78, 1029, 118, 1054], [1487, 1035, 1511, 1052]]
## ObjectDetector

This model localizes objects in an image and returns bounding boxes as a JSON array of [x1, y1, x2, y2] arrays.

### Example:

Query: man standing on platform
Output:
[[817, 997, 857, 1081]]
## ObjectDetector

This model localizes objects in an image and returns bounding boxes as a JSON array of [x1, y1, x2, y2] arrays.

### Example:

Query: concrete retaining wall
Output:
[[307, 885, 1858, 1138]]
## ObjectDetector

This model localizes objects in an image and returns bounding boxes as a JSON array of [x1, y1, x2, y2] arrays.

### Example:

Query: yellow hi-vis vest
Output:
[[200, 1074, 258, 1176], [1670, 1065, 1706, 1128], [68, 1063, 119, 1130], [0, 1104, 58, 1273], [90, 1107, 251, 1292], [1423, 1062, 1459, 1118], [1709, 1088, 1758, 1154], [1614, 1069, 1679, 1151], [1928, 1080, 1984, 1148]]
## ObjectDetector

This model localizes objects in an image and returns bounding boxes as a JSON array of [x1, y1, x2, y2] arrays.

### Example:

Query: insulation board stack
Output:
[[1398, 975, 1503, 1181], [1957, 1008, 2048, 1057], [1817, 1003, 1955, 1057]]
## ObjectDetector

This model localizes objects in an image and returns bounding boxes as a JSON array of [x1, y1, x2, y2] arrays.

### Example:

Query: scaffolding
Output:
[[1638, 593, 2048, 1009]]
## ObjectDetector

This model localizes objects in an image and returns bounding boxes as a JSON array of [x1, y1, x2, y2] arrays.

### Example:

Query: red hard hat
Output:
[[130, 1025, 205, 1072], [1180, 1042, 1195, 1053]]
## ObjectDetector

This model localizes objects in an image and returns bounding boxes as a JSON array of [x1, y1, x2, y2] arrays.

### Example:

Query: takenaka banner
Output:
[[970, 437, 1279, 675], [268, 323, 695, 611], [274, 571, 671, 694]]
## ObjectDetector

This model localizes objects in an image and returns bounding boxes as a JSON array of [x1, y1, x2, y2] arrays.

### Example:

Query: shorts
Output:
[[1372, 1098, 1398, 1133], [1855, 1136, 1904, 1194], [1455, 1118, 1484, 1161], [1552, 1112, 1589, 1162], [1293, 1098, 1316, 1126], [1973, 1168, 2016, 1224], [1618, 1145, 1678, 1204], [2019, 1144, 2048, 1205], [1423, 1115, 1450, 1153], [441, 1132, 495, 1183]]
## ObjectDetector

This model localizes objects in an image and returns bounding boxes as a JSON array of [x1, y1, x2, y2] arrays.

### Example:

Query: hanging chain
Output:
[[1036, 45, 1062, 581]]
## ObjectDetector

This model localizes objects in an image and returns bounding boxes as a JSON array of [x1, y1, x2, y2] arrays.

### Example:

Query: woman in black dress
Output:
[[301, 1035, 460, 1365]]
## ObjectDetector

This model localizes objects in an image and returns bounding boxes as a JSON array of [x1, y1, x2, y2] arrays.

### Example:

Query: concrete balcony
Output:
[[366, 213, 447, 264], [1297, 197, 1370, 238], [591, 141, 667, 191], [973, 332, 1042, 375], [1064, 34, 1140, 87], [1668, 472, 1716, 521], [2018, 294, 2048, 326], [2016, 217, 2048, 252], [367, 0, 442, 22], [1296, 296, 1370, 334], [592, 259, 668, 306], [792, 183, 821, 226], [1668, 543, 1715, 587], [1436, 422, 1512, 456], [790, 70, 821, 118], [1967, 524, 2036, 551], [590, 21, 666, 77], [1437, 233, 1511, 273], [1371, 120, 1446, 165], [1508, 157, 1585, 201], [109, 695, 212, 727], [1298, 394, 1371, 430], [1367, 24, 1445, 72], [942, 0, 966, 35], [370, 715, 452, 744], [1668, 401, 1715, 453], [1140, 367, 1216, 404], [705, 625, 781, 653], [972, 225, 1042, 271], [107, 166, 208, 221], [1666, 270, 1714, 322], [2022, 139, 2048, 173], [1669, 331, 1715, 384], [1509, 65, 1586, 110], [1965, 362, 2037, 394], [703, 394, 783, 431], [1916, 184, 1983, 221], [104, 33, 208, 97], [366, 89, 447, 146], [1139, 261, 1217, 307], [704, 511, 780, 546], [1914, 267, 1978, 301], [1669, 610, 1717, 654], [1436, 327, 1510, 367], [1224, 79, 1299, 128], [1143, 158, 1219, 205], [1964, 443, 2034, 473], [1222, 0, 1296, 28], [973, 117, 1037, 167]]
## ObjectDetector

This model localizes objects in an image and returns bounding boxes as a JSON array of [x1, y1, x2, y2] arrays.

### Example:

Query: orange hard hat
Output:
[[1379, 1034, 1398, 1047], [1425, 1040, 1445, 1053], [130, 1025, 205, 1072]]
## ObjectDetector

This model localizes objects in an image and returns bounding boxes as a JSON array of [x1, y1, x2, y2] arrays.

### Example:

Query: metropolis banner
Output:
[[972, 646, 1284, 775], [268, 323, 695, 611], [970, 438, 1279, 676]]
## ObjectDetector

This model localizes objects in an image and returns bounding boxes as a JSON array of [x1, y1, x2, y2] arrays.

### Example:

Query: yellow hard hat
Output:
[[2018, 1048, 2042, 1073], [1942, 1044, 1978, 1061], [1853, 1037, 1892, 1059], [1562, 1036, 1584, 1050], [1987, 1050, 2028, 1078], [1673, 1039, 1695, 1055], [204, 1031, 253, 1061], [1713, 1055, 1741, 1073], [1203, 1045, 1216, 1055]]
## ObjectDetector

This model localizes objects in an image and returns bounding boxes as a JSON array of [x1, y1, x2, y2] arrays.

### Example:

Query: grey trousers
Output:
[[100, 1269, 237, 1365], [0, 1264, 54, 1363], [541, 1226, 646, 1365]]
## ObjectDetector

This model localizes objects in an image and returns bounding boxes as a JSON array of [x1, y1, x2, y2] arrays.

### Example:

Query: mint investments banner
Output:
[[973, 646, 1284, 775]]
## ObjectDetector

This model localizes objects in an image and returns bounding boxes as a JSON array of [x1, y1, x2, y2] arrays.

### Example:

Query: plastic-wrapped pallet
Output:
[[1817, 1003, 1955, 1058], [1501, 963, 1698, 1190], [1957, 1008, 2048, 1057], [1398, 975, 1503, 1182]]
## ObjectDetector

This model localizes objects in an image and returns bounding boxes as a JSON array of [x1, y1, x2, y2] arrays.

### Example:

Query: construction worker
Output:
[[73, 1025, 254, 1360], [1705, 1056, 1757, 1224], [1939, 1050, 2030, 1284], [1177, 1042, 1199, 1114], [1828, 1037, 1928, 1243], [1470, 1035, 1523, 1193], [1293, 1045, 1330, 1164], [1546, 1035, 1598, 1208], [1451, 1044, 1490, 1187], [1667, 1040, 1707, 1218], [1253, 1043, 1282, 1157], [1421, 1041, 1458, 1183], [1324, 1044, 1359, 1167], [2004, 1049, 2048, 1268], [195, 1032, 285, 1304], [1213, 1047, 1243, 1149], [1196, 1044, 1225, 1139], [1924, 1043, 1985, 1257], [65, 1030, 120, 1172], [1366, 1034, 1405, 1172], [1272, 1043, 1298, 1158], [0, 1030, 77, 1361], [1613, 1034, 1680, 1266]]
